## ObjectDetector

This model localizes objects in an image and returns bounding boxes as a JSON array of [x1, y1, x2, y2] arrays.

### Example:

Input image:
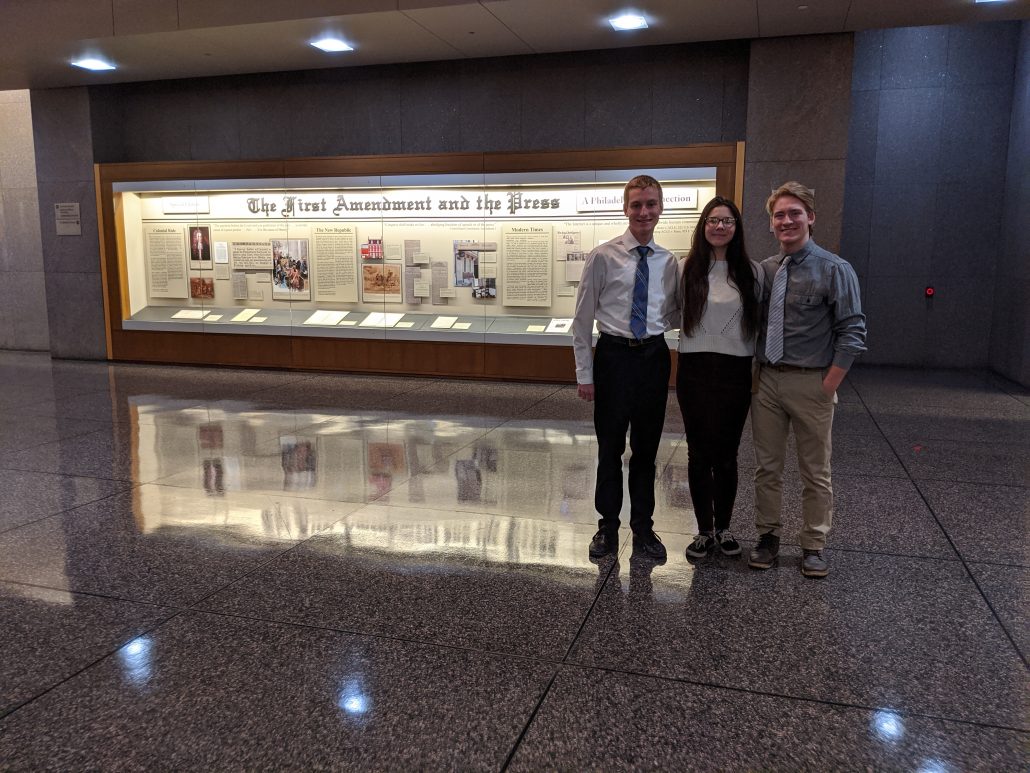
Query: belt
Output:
[[600, 332, 664, 347], [763, 362, 826, 373]]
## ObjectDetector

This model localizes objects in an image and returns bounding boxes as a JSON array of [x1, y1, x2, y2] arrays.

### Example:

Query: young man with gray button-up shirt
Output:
[[748, 181, 866, 578]]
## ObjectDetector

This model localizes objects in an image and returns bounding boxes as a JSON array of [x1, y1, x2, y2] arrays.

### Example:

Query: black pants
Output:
[[675, 352, 752, 533], [593, 334, 671, 535]]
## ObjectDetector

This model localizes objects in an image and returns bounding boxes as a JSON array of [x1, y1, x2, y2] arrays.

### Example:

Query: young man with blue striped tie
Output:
[[572, 175, 679, 561]]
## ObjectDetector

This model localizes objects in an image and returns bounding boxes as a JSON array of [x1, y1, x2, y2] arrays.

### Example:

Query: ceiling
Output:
[[2, 0, 1027, 91]]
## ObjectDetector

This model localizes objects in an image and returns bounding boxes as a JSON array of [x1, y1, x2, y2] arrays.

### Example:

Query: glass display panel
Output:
[[113, 167, 718, 344]]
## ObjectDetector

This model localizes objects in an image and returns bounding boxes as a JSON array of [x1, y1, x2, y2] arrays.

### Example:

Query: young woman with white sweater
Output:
[[677, 197, 762, 559]]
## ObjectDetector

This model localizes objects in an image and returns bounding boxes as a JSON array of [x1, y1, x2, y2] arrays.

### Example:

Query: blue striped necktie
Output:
[[765, 255, 792, 363], [630, 245, 650, 340]]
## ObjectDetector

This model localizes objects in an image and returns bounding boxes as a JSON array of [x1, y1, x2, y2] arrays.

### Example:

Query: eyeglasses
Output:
[[704, 216, 736, 227]]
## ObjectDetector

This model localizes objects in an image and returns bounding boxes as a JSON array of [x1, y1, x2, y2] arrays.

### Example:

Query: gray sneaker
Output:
[[802, 549, 829, 578], [748, 534, 780, 569]]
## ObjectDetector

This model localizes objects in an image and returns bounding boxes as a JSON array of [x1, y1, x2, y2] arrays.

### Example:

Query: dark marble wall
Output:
[[990, 22, 1029, 385], [87, 42, 750, 163], [842, 21, 1022, 369], [742, 34, 853, 260]]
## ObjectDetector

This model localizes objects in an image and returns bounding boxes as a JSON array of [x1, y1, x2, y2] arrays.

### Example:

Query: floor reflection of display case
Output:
[[97, 144, 744, 381]]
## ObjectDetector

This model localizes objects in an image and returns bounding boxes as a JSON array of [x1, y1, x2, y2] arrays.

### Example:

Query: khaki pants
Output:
[[751, 365, 836, 550]]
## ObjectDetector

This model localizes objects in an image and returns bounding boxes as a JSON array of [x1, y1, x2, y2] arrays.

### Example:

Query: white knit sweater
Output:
[[677, 260, 756, 357]]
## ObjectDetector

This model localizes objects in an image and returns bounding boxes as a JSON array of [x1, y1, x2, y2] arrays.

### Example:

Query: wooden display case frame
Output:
[[95, 142, 744, 382]]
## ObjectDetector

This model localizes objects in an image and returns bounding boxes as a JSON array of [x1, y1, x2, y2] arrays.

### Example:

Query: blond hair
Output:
[[624, 175, 663, 207], [766, 181, 815, 216]]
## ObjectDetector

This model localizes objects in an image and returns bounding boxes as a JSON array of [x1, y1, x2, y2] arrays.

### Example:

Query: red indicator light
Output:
[[925, 287, 935, 298]]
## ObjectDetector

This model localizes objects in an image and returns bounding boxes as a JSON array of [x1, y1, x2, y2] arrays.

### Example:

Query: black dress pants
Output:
[[675, 351, 752, 533], [593, 334, 671, 535]]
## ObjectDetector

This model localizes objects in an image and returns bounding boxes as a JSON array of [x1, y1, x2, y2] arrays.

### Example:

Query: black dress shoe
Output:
[[589, 528, 618, 558], [632, 530, 667, 560]]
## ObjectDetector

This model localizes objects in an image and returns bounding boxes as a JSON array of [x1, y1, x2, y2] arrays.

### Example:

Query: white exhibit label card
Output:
[[214, 242, 229, 263], [430, 316, 458, 329], [231, 308, 261, 322], [437, 288, 457, 298], [452, 322, 472, 330], [162, 196, 210, 215], [172, 309, 209, 320], [413, 278, 431, 298], [576, 186, 697, 213], [412, 252, 431, 265], [339, 320, 357, 326], [526, 325, 546, 332], [214, 263, 230, 280], [304, 310, 348, 326], [54, 203, 81, 236], [557, 285, 576, 296], [395, 321, 415, 329], [250, 316, 268, 323], [231, 242, 272, 271], [205, 314, 223, 321], [546, 318, 573, 334]]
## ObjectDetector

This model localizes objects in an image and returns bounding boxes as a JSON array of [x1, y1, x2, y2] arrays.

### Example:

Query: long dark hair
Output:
[[681, 196, 760, 340]]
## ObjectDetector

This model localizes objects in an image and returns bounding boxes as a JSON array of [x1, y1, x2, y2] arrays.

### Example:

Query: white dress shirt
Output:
[[572, 229, 679, 384]]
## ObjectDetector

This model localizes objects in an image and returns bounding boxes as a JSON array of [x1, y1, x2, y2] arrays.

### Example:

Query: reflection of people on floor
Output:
[[454, 459, 482, 502], [202, 458, 224, 496], [628, 548, 661, 596]]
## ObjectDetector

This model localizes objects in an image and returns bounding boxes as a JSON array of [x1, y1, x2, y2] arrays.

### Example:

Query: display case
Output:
[[97, 144, 743, 380]]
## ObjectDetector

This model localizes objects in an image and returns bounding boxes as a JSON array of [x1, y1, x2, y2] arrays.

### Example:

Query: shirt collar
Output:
[[623, 229, 655, 253], [779, 239, 814, 265]]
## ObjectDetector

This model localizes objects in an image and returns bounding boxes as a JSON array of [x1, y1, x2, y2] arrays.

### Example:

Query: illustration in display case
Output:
[[115, 169, 717, 342]]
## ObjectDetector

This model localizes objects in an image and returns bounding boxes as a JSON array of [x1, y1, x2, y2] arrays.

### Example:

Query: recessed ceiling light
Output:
[[609, 14, 648, 31], [311, 37, 354, 52], [975, 1, 1008, 3], [72, 58, 115, 71]]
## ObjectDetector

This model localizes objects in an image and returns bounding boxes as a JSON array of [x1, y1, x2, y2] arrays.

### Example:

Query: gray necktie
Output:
[[765, 256, 792, 364]]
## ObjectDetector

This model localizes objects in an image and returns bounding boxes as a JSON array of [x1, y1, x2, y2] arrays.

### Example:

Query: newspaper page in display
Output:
[[502, 225, 552, 307], [313, 226, 358, 303], [431, 261, 450, 305], [145, 226, 189, 299]]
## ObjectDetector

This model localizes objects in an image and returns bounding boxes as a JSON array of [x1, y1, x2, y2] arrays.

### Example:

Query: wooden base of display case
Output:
[[109, 329, 682, 384]]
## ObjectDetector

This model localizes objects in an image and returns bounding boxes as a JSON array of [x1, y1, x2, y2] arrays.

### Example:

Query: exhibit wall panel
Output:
[[97, 146, 740, 380]]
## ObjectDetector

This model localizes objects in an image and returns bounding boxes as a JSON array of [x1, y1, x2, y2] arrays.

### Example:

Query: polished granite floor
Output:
[[0, 350, 1027, 771]]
